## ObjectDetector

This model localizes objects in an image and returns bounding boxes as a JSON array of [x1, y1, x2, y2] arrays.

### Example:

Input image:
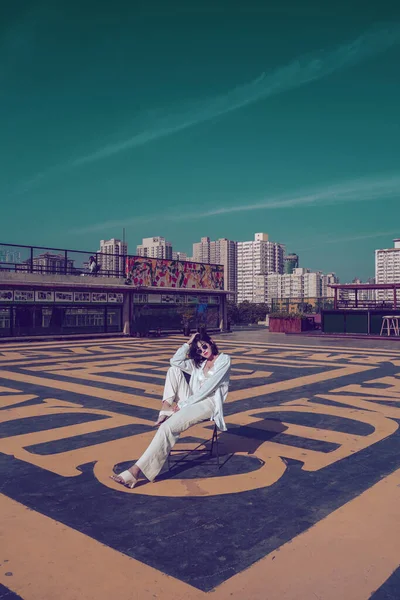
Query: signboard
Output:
[[0, 290, 13, 302], [161, 294, 177, 304], [0, 289, 125, 304], [55, 291, 73, 303], [92, 292, 107, 303], [14, 290, 34, 302], [107, 293, 124, 303], [35, 291, 54, 302], [74, 292, 90, 303]]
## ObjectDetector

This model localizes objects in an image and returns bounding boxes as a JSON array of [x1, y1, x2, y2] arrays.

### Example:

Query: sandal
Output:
[[155, 409, 174, 426], [110, 470, 138, 489]]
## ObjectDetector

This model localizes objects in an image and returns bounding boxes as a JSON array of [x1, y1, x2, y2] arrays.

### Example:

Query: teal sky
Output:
[[1, 0, 400, 282]]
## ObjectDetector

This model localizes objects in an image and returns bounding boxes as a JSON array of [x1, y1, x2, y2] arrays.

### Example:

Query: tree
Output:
[[252, 303, 269, 322], [227, 300, 240, 325], [236, 301, 269, 324], [177, 306, 196, 336]]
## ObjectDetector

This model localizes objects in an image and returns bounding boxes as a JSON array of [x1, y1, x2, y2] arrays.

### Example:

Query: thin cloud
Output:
[[296, 230, 400, 252], [70, 174, 400, 234], [69, 23, 400, 166], [182, 174, 400, 219], [15, 22, 400, 193]]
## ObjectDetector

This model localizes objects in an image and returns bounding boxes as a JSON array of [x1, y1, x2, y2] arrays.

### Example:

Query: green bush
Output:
[[269, 312, 310, 320]]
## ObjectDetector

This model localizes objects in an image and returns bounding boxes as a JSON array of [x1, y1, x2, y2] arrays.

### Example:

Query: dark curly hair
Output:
[[188, 332, 219, 368]]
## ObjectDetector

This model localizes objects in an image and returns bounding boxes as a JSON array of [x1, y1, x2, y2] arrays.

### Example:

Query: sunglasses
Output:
[[196, 343, 210, 354]]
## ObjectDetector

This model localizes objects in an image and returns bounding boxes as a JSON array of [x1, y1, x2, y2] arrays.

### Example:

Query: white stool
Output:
[[380, 315, 400, 336]]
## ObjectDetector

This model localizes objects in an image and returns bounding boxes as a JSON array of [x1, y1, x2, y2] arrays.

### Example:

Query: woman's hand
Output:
[[187, 333, 197, 345], [173, 405, 180, 413]]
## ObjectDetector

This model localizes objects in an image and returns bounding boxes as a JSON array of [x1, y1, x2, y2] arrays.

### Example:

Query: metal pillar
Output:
[[220, 295, 227, 331], [122, 291, 131, 335]]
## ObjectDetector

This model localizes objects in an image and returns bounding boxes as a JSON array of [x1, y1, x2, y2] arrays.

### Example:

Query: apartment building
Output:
[[192, 237, 211, 264], [172, 251, 188, 261], [136, 236, 172, 260], [266, 268, 303, 304], [303, 270, 322, 298], [22, 252, 75, 274], [98, 238, 128, 275], [267, 268, 339, 304], [237, 233, 285, 303], [253, 275, 268, 304], [192, 237, 237, 297], [375, 239, 400, 299], [321, 272, 340, 298]]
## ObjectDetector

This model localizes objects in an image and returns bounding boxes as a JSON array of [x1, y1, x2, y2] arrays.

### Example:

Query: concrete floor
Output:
[[0, 331, 399, 599]]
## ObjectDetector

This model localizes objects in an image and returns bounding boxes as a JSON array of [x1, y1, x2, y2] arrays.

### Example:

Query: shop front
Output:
[[0, 253, 228, 338], [0, 289, 124, 337], [131, 292, 222, 335]]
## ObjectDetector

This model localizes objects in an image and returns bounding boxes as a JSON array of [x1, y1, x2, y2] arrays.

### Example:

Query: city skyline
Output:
[[1, 1, 400, 283]]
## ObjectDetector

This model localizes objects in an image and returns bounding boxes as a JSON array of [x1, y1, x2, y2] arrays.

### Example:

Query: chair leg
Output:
[[169, 423, 220, 471], [210, 424, 216, 455], [210, 424, 220, 468], [215, 427, 220, 468]]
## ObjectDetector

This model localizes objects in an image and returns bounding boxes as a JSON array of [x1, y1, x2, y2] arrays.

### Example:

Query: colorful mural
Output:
[[126, 257, 224, 290]]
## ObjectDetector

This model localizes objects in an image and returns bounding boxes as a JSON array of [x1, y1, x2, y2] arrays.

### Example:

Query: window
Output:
[[0, 308, 11, 336], [107, 307, 122, 332], [63, 307, 105, 331]]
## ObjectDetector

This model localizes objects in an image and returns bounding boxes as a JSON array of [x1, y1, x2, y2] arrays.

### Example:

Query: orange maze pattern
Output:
[[1, 335, 400, 599]]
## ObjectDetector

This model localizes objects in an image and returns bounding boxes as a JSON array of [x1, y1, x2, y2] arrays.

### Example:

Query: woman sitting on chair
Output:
[[111, 332, 231, 489]]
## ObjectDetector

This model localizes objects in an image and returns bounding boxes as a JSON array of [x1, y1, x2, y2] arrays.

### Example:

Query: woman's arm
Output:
[[177, 355, 230, 408], [170, 343, 194, 374]]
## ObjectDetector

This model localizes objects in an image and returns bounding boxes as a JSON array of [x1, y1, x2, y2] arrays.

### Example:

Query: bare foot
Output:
[[110, 467, 141, 489]]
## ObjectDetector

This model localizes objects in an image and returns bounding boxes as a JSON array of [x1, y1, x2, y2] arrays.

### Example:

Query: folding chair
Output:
[[167, 423, 220, 471]]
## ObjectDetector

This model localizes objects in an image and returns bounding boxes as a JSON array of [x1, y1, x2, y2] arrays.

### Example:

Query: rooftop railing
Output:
[[329, 283, 400, 310], [0, 242, 224, 284], [0, 243, 126, 278], [335, 299, 397, 310]]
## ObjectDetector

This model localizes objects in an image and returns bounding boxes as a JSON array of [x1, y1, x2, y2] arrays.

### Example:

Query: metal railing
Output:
[[270, 297, 335, 314], [0, 243, 126, 279], [336, 299, 396, 310]]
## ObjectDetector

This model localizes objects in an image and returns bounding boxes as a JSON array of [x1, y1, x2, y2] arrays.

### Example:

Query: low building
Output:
[[323, 281, 400, 335], [0, 246, 228, 338]]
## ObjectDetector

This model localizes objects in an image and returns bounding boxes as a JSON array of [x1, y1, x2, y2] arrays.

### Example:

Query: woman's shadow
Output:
[[219, 419, 288, 455], [159, 419, 288, 480]]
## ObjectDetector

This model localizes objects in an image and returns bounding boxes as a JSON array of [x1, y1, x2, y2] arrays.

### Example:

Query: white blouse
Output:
[[170, 343, 231, 431]]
